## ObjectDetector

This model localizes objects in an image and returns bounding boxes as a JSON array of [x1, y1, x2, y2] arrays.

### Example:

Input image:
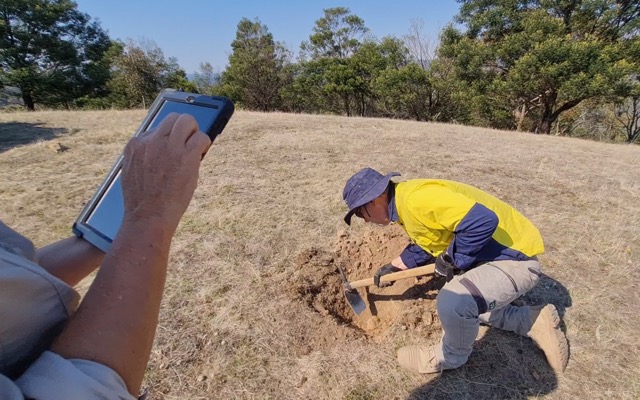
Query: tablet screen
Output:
[[85, 100, 220, 241]]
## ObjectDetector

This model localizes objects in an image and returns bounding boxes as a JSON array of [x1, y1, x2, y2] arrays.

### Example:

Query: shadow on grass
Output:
[[405, 330, 558, 399], [0, 122, 68, 153], [401, 274, 571, 400]]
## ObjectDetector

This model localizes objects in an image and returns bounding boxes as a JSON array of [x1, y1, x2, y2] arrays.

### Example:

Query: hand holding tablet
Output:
[[73, 90, 235, 252]]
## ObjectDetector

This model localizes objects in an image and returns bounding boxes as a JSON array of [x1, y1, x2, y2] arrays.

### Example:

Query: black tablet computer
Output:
[[73, 89, 234, 252]]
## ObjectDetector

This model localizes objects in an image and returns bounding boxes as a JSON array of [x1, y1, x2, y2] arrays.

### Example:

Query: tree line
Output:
[[1, 1, 639, 143]]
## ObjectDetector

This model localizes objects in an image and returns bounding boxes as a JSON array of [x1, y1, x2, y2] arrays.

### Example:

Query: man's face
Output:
[[354, 193, 390, 226]]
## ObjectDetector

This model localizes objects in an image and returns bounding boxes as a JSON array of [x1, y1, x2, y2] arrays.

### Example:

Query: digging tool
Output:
[[338, 265, 367, 315], [339, 263, 435, 315]]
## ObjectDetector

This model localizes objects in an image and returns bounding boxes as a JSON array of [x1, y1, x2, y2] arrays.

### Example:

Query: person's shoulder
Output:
[[397, 179, 453, 198]]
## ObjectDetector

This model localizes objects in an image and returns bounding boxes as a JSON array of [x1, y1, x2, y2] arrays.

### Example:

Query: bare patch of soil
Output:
[[291, 224, 444, 341]]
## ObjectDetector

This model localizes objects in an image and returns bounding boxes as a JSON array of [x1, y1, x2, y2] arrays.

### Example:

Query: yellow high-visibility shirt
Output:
[[393, 179, 544, 269]]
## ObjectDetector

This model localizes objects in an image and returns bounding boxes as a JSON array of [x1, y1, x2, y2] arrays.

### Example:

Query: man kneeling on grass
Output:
[[342, 167, 569, 374]]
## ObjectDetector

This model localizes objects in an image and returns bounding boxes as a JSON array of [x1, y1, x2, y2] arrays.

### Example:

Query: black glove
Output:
[[374, 263, 402, 288], [435, 252, 457, 282]]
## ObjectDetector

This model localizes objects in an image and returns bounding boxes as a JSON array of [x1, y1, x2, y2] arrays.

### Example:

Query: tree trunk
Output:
[[516, 103, 527, 131], [22, 90, 35, 111], [343, 94, 351, 116], [537, 93, 586, 135], [538, 117, 553, 135], [626, 96, 640, 143], [537, 92, 557, 134]]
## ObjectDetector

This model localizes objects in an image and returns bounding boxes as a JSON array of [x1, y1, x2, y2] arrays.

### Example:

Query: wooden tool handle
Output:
[[347, 264, 435, 290]]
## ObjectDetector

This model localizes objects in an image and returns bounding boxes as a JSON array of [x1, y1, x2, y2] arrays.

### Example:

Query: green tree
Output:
[[279, 61, 327, 113], [107, 39, 193, 108], [322, 57, 363, 116], [349, 37, 410, 116], [0, 0, 112, 110], [300, 7, 368, 60], [373, 63, 434, 121], [291, 8, 375, 116], [441, 0, 640, 133], [221, 18, 290, 111], [287, 37, 408, 117]]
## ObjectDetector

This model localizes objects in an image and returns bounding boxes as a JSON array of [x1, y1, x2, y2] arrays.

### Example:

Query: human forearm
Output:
[[51, 219, 174, 395], [35, 236, 105, 286], [51, 114, 209, 395]]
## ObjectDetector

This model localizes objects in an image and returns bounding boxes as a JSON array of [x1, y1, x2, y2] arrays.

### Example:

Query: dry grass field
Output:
[[1, 109, 639, 399]]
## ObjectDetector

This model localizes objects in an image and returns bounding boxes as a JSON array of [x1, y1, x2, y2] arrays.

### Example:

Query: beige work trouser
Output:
[[435, 259, 542, 369]]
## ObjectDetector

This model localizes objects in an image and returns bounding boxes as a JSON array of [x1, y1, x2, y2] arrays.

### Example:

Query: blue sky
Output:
[[73, 1, 461, 74]]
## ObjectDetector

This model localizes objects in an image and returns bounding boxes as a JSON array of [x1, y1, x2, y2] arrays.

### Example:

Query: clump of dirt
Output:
[[291, 224, 444, 341]]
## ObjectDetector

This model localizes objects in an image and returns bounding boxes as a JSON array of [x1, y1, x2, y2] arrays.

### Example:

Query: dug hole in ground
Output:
[[290, 224, 444, 344]]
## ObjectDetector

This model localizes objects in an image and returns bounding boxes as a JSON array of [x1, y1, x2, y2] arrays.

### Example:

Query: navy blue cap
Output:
[[343, 168, 400, 225]]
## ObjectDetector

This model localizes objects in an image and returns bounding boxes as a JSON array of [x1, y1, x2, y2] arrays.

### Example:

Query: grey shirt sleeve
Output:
[[0, 373, 23, 400], [1, 351, 135, 400], [0, 221, 36, 262], [0, 247, 80, 378], [0, 248, 134, 399], [16, 351, 135, 400]]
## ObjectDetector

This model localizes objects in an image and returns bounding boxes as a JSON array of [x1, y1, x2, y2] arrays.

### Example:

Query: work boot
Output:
[[397, 344, 445, 374], [527, 304, 569, 374]]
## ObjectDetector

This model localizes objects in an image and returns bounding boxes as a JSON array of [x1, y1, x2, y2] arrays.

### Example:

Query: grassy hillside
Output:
[[1, 110, 639, 399]]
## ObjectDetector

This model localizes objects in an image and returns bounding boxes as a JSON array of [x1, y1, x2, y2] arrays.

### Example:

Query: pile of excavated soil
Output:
[[291, 224, 444, 342]]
